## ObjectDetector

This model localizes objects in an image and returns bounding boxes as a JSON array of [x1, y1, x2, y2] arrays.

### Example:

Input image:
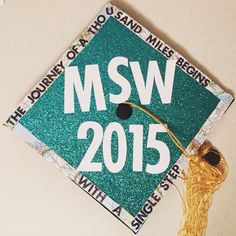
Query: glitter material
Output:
[[20, 17, 219, 216]]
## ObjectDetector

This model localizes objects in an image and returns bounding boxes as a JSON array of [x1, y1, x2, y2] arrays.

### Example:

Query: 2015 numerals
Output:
[[77, 121, 170, 174]]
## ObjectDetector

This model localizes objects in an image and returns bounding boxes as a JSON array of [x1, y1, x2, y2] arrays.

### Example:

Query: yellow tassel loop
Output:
[[124, 101, 228, 236]]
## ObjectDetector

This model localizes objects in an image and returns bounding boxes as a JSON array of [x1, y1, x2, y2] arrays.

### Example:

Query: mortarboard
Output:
[[5, 2, 234, 235]]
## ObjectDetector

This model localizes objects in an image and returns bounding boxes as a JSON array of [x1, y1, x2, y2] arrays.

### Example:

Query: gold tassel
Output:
[[177, 143, 228, 236], [124, 101, 228, 236]]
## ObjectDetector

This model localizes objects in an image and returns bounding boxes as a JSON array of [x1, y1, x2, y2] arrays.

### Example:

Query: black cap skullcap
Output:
[[202, 149, 221, 166]]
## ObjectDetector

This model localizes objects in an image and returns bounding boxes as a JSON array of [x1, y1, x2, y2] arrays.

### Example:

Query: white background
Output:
[[0, 1, 235, 235]]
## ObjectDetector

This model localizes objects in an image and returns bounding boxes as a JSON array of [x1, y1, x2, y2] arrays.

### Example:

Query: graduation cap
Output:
[[5, 3, 234, 235]]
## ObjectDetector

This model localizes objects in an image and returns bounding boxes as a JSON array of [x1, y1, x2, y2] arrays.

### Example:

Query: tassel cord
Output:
[[124, 101, 228, 236]]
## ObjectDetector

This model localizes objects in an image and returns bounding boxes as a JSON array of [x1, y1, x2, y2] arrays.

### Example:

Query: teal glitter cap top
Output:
[[6, 2, 234, 234]]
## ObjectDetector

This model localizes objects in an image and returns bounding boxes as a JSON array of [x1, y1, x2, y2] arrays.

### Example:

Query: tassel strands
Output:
[[177, 143, 227, 236]]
